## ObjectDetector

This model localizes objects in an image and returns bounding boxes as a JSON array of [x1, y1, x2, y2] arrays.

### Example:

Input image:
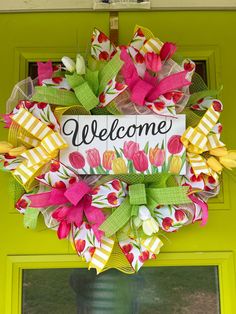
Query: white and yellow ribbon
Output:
[[181, 103, 224, 177], [11, 108, 67, 190], [141, 236, 163, 255]]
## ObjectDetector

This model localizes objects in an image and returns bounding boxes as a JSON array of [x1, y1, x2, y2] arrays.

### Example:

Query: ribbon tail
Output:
[[141, 236, 163, 255], [84, 205, 105, 241], [188, 194, 208, 226], [28, 189, 68, 207], [88, 237, 115, 274], [147, 70, 191, 102]]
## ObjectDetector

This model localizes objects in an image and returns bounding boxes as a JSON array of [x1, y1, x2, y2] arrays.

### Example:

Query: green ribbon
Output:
[[23, 207, 40, 229], [100, 181, 191, 238], [32, 53, 124, 112]]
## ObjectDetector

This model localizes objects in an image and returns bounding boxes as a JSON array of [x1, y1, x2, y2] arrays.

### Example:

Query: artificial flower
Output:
[[61, 56, 76, 72], [0, 141, 13, 153], [133, 151, 149, 172], [207, 157, 223, 173], [149, 147, 165, 167], [102, 150, 115, 170], [169, 155, 182, 174], [144, 52, 162, 73], [76, 54, 86, 75], [112, 157, 127, 174], [69, 151, 85, 169], [209, 147, 228, 157], [219, 151, 236, 170], [8, 146, 26, 157], [160, 42, 177, 61], [138, 205, 159, 236], [86, 148, 101, 168]]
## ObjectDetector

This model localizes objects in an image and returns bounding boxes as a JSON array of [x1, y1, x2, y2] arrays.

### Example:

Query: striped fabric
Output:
[[141, 236, 163, 254], [89, 237, 115, 274], [11, 107, 67, 189], [187, 153, 210, 176], [140, 38, 162, 55]]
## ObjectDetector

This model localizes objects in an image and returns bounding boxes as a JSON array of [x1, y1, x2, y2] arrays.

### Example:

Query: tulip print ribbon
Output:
[[27, 181, 105, 241], [11, 107, 67, 190], [181, 103, 224, 178], [32, 53, 125, 112], [100, 182, 191, 237]]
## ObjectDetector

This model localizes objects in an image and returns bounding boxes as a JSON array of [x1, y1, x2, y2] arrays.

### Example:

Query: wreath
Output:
[[1, 25, 235, 274]]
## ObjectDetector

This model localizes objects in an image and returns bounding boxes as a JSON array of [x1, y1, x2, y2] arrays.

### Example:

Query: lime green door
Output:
[[0, 11, 236, 314]]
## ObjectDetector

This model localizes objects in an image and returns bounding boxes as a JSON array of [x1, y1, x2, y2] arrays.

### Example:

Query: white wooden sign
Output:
[[60, 115, 186, 175]]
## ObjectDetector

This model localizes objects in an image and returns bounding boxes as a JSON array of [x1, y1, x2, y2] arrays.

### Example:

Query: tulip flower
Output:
[[86, 148, 101, 168], [61, 56, 76, 73], [112, 157, 128, 174], [8, 146, 26, 157], [138, 205, 159, 236], [69, 151, 85, 169], [210, 147, 228, 157], [57, 220, 71, 239], [169, 155, 182, 174], [102, 150, 115, 170], [75, 239, 86, 253], [219, 151, 236, 170], [149, 147, 165, 167], [0, 141, 13, 153], [76, 54, 86, 75], [207, 156, 223, 173], [160, 42, 177, 61], [144, 52, 162, 73], [167, 135, 183, 154], [123, 141, 139, 160], [133, 151, 149, 172]]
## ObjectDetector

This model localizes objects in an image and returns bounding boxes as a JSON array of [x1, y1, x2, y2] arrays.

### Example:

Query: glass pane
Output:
[[22, 266, 220, 314]]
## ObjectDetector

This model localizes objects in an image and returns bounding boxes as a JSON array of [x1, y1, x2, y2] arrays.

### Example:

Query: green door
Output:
[[0, 11, 236, 314]]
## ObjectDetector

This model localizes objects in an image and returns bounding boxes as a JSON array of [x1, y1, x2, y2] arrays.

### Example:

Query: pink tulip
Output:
[[167, 135, 183, 154], [86, 148, 101, 168], [160, 42, 177, 61], [149, 147, 165, 167], [57, 220, 71, 239], [132, 150, 149, 172], [144, 52, 162, 73], [123, 141, 140, 160], [69, 151, 85, 169]]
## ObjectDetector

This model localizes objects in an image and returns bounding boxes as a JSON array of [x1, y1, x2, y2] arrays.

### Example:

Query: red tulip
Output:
[[50, 161, 60, 172], [111, 179, 121, 191], [52, 206, 70, 221], [135, 52, 145, 64], [174, 209, 185, 221], [69, 151, 85, 169], [53, 181, 66, 189], [126, 253, 134, 264], [122, 244, 133, 254], [160, 42, 177, 61], [139, 251, 149, 263], [98, 32, 108, 43], [149, 147, 165, 167], [89, 247, 96, 256], [167, 135, 183, 154], [162, 217, 174, 231], [133, 151, 149, 172], [123, 141, 140, 160], [86, 148, 101, 168], [145, 52, 162, 72], [76, 239, 86, 253], [102, 150, 115, 170], [16, 198, 28, 210], [213, 100, 223, 112], [57, 220, 71, 239], [107, 192, 118, 205], [99, 51, 109, 61]]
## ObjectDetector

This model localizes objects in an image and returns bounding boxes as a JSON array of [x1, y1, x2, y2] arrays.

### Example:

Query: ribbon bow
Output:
[[11, 107, 67, 190], [181, 103, 224, 178], [120, 48, 191, 107], [27, 181, 105, 241], [32, 53, 125, 112], [100, 180, 191, 237]]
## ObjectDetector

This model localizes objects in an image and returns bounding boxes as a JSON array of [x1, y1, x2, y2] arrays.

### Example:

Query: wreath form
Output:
[[0, 25, 234, 274]]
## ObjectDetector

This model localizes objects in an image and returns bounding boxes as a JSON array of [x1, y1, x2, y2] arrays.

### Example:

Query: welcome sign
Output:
[[60, 115, 186, 175]]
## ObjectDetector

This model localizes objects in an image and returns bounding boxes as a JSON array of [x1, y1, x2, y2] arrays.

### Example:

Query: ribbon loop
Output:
[[129, 183, 147, 205]]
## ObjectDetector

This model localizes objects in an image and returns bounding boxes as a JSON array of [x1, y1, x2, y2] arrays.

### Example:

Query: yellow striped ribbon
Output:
[[141, 236, 163, 255], [11, 108, 67, 190], [140, 38, 162, 55], [89, 237, 115, 274], [181, 103, 224, 177]]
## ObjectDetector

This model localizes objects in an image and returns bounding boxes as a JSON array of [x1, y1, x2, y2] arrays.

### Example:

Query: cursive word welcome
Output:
[[62, 117, 173, 147]]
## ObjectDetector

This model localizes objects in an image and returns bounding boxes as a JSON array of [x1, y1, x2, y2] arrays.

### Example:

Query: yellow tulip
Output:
[[112, 157, 128, 174], [219, 150, 236, 170], [9, 146, 26, 157], [210, 147, 228, 157], [169, 155, 182, 174], [0, 141, 13, 153], [207, 156, 223, 173]]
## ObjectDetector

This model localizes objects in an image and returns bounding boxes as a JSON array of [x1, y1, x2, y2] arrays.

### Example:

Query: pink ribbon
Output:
[[120, 49, 191, 106], [28, 181, 105, 241], [188, 194, 208, 226], [37, 61, 53, 85]]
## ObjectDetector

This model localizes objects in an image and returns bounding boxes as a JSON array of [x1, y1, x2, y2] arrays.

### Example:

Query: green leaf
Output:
[[144, 141, 149, 154], [114, 146, 121, 158], [23, 208, 40, 229]]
